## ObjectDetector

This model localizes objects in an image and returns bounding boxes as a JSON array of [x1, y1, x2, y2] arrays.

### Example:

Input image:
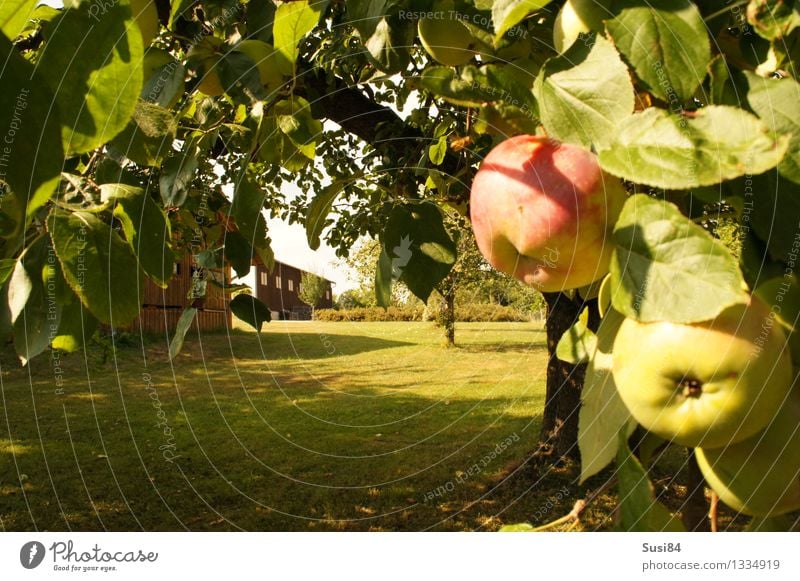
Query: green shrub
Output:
[[454, 303, 530, 322], [314, 304, 529, 322]]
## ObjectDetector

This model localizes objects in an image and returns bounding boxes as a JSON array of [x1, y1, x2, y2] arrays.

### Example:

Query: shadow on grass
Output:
[[0, 376, 547, 532]]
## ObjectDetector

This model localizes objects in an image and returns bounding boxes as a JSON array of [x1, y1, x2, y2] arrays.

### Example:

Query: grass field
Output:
[[2, 320, 607, 531]]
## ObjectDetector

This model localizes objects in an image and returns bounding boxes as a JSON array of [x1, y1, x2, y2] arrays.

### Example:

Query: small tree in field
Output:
[[299, 272, 328, 316]]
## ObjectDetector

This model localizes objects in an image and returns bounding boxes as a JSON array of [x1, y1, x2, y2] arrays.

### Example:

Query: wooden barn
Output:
[[254, 259, 334, 320], [126, 254, 232, 334]]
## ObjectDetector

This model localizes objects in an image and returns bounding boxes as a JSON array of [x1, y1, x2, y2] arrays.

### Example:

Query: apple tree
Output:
[[1, 0, 799, 530]]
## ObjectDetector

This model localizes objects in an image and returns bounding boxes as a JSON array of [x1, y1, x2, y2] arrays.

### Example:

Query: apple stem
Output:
[[709, 492, 720, 532]]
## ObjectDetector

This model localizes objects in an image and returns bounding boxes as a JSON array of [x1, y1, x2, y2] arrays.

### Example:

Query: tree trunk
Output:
[[538, 292, 597, 461], [441, 280, 456, 347]]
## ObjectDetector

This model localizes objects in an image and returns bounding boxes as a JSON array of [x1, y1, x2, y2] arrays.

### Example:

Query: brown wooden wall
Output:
[[127, 307, 230, 335], [128, 255, 231, 333], [255, 261, 333, 319]]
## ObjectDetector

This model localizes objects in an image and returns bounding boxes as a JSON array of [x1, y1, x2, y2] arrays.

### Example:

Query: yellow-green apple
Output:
[[232, 40, 287, 95], [187, 36, 226, 96], [469, 135, 627, 292], [418, 15, 476, 66], [553, 0, 610, 53], [696, 382, 800, 516], [612, 297, 793, 448], [131, 0, 159, 48]]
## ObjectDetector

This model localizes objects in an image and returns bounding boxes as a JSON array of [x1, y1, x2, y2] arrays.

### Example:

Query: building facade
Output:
[[254, 260, 334, 320], [128, 254, 231, 334]]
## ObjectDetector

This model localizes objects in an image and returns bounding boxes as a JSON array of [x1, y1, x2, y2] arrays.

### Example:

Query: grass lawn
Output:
[[2, 320, 594, 531]]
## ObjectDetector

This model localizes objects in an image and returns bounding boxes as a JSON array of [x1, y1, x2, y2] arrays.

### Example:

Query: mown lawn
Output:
[[1, 320, 596, 531]]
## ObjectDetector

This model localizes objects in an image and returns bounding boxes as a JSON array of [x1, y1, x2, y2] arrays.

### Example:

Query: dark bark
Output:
[[304, 70, 410, 149], [538, 292, 598, 461], [442, 283, 455, 347], [303, 68, 465, 179]]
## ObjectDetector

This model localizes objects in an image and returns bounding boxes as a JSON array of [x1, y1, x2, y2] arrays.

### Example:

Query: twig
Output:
[[527, 475, 616, 532], [709, 491, 719, 532], [704, 1, 748, 24]]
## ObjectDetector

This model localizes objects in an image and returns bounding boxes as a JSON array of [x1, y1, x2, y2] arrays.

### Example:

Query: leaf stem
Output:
[[704, 1, 748, 24]]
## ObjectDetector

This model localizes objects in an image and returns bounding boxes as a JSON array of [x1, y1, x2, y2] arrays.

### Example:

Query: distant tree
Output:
[[335, 289, 365, 309], [299, 272, 329, 314], [341, 239, 416, 307]]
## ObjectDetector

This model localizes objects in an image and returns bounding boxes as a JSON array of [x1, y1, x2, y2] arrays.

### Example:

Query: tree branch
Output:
[[302, 66, 465, 180]]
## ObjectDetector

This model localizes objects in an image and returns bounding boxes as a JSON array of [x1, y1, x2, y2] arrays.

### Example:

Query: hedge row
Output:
[[314, 304, 530, 323], [314, 306, 425, 322]]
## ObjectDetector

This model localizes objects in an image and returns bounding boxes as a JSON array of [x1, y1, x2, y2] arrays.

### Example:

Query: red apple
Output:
[[470, 135, 627, 292]]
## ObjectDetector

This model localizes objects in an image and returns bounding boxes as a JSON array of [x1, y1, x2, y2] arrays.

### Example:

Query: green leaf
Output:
[[419, 64, 536, 112], [9, 237, 56, 364], [104, 184, 172, 287], [610, 194, 749, 323], [707, 54, 750, 107], [222, 230, 255, 279], [0, 0, 37, 39], [51, 258, 97, 353], [168, 0, 195, 29], [231, 178, 268, 247], [498, 523, 536, 532], [110, 101, 177, 167], [745, 72, 800, 184], [258, 110, 314, 171], [37, 2, 143, 155], [306, 180, 348, 251], [275, 97, 323, 160], [5, 252, 32, 327], [534, 34, 634, 149], [749, 170, 800, 264], [492, 0, 552, 41], [578, 309, 635, 482], [428, 136, 448, 166], [0, 259, 14, 285], [52, 298, 97, 353], [47, 208, 143, 326], [217, 50, 270, 104], [598, 106, 788, 189], [345, 0, 391, 38], [606, 0, 711, 103], [230, 293, 271, 332], [159, 140, 199, 207], [375, 249, 393, 309], [141, 53, 185, 109], [739, 231, 786, 290], [363, 12, 414, 74], [747, 0, 800, 40], [0, 35, 64, 224], [273, 0, 322, 70], [419, 66, 500, 107], [383, 202, 457, 303], [196, 247, 222, 270], [556, 313, 596, 365], [754, 274, 800, 362], [168, 307, 197, 360], [616, 433, 686, 532], [246, 0, 277, 43]]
